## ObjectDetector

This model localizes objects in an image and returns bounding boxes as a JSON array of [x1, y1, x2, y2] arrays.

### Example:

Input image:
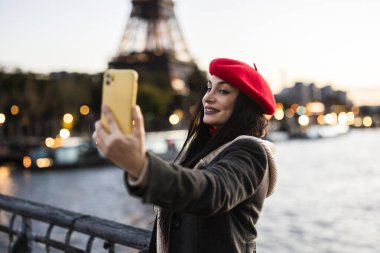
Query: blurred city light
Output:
[[171, 78, 187, 93], [347, 112, 355, 125], [23, 156, 32, 168], [0, 113, 5, 124], [80, 105, 90, 116], [59, 129, 71, 139], [36, 158, 53, 168], [298, 115, 310, 126], [338, 112, 348, 125], [306, 102, 325, 114], [324, 114, 333, 125], [45, 137, 55, 148], [169, 114, 180, 125], [354, 117, 363, 127], [363, 116, 372, 127], [63, 113, 74, 129], [173, 109, 184, 120], [285, 108, 295, 118], [317, 115, 325, 125], [290, 104, 299, 112], [53, 137, 63, 148], [296, 106, 306, 116], [274, 108, 285, 121], [0, 166, 10, 178], [10, 105, 19, 115], [352, 106, 360, 115], [63, 113, 74, 124], [325, 113, 338, 125]]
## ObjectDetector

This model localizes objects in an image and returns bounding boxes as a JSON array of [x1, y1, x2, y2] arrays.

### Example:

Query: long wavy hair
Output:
[[158, 88, 269, 251]]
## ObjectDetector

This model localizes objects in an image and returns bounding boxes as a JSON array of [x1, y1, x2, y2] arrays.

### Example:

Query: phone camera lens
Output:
[[105, 74, 111, 85]]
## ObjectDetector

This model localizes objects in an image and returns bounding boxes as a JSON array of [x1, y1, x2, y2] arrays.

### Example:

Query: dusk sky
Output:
[[1, 0, 379, 105]]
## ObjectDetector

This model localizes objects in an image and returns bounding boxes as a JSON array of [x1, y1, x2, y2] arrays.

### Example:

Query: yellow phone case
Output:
[[100, 69, 138, 134]]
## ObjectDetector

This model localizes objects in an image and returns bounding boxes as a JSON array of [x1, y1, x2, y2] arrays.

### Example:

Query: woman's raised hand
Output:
[[92, 105, 146, 179]]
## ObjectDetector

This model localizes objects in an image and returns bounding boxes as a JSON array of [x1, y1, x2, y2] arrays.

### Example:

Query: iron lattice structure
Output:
[[110, 0, 201, 93], [109, 0, 206, 130]]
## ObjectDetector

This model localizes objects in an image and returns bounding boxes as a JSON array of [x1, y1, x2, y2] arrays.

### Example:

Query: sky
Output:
[[1, 0, 380, 105]]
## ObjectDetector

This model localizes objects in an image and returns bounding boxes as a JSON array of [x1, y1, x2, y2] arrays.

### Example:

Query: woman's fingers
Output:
[[92, 105, 146, 176], [132, 106, 145, 139], [102, 105, 121, 134], [92, 120, 108, 152], [92, 121, 100, 140]]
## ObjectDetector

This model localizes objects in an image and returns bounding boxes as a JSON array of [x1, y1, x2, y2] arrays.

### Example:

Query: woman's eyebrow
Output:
[[207, 80, 228, 85]]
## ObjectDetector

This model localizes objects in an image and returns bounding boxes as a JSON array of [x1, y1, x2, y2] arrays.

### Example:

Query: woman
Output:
[[93, 58, 278, 253]]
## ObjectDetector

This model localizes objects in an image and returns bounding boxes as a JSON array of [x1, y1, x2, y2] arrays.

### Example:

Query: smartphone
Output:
[[100, 69, 138, 134]]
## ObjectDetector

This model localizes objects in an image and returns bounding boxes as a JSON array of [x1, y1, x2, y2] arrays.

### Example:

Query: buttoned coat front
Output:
[[126, 138, 271, 253]]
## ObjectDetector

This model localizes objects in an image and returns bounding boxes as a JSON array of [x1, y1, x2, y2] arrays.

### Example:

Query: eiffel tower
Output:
[[109, 0, 206, 130]]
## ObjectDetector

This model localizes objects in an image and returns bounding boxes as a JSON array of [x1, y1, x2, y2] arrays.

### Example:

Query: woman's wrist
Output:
[[128, 153, 149, 186]]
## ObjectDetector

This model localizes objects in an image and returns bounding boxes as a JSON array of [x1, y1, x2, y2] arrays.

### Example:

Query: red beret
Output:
[[209, 58, 276, 115]]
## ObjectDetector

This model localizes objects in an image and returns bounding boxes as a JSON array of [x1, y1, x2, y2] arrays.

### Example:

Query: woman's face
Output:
[[202, 75, 239, 129]]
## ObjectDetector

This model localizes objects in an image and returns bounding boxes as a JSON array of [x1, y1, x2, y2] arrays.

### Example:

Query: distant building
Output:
[[275, 82, 352, 109]]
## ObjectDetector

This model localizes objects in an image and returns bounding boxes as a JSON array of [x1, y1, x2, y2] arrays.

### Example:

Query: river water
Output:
[[1, 129, 380, 252]]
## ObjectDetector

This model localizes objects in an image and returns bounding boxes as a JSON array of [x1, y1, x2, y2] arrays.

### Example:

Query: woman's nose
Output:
[[203, 91, 216, 103]]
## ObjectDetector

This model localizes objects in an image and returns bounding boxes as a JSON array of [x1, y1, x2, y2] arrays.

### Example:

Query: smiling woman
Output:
[[202, 76, 240, 129], [92, 57, 279, 253]]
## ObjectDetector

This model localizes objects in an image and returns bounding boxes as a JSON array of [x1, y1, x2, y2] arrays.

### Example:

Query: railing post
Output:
[[45, 223, 54, 253], [10, 217, 33, 253]]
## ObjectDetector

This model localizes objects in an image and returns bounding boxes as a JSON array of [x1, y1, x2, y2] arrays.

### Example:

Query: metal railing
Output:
[[0, 194, 151, 253]]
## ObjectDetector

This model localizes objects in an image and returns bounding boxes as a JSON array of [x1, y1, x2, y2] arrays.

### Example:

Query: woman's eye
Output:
[[206, 87, 212, 92], [219, 89, 230, 94]]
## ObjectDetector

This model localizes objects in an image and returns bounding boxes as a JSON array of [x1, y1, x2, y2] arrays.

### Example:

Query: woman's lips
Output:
[[204, 106, 219, 114]]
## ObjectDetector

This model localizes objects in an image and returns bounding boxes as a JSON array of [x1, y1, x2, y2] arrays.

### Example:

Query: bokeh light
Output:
[[23, 156, 32, 168], [0, 113, 5, 124], [363, 116, 372, 127], [285, 109, 295, 118], [36, 158, 53, 168], [317, 115, 325, 125], [10, 105, 19, 115], [338, 112, 348, 125], [274, 108, 285, 121], [59, 129, 71, 139], [298, 115, 310, 126], [347, 112, 355, 125], [306, 102, 325, 114], [45, 137, 55, 148], [296, 106, 306, 116], [354, 117, 363, 127], [63, 113, 74, 124], [325, 113, 337, 125], [80, 105, 90, 116], [169, 114, 180, 125]]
